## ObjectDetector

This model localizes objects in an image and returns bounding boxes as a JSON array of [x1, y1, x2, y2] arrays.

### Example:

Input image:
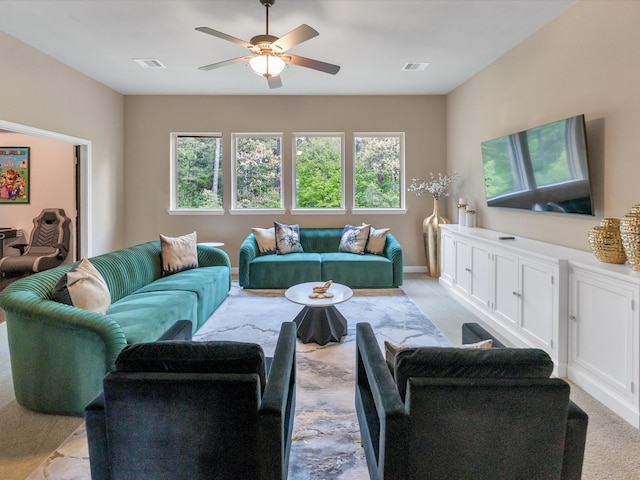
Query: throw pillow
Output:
[[159, 231, 198, 276], [274, 222, 304, 254], [51, 258, 111, 314], [338, 224, 371, 254], [384, 341, 417, 373], [461, 339, 493, 349], [366, 225, 390, 255], [251, 227, 276, 255]]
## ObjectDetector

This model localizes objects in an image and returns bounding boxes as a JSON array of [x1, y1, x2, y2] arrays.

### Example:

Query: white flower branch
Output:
[[408, 172, 461, 200]]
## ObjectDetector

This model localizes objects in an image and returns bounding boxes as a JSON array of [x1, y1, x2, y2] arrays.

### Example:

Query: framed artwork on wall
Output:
[[0, 147, 30, 204]]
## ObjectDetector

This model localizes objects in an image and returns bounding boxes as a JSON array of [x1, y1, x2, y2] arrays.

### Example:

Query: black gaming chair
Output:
[[0, 208, 72, 276]]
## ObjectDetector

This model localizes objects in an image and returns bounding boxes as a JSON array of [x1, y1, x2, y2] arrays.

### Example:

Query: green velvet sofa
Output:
[[239, 228, 403, 289], [0, 241, 231, 416]]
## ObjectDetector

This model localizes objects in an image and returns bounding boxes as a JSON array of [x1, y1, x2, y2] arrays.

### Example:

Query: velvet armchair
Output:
[[85, 321, 296, 480], [355, 322, 588, 480]]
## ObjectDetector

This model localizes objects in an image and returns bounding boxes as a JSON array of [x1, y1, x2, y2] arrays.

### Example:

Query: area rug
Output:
[[26, 283, 450, 480]]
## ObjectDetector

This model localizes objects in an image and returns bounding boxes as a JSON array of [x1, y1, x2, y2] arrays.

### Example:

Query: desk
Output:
[[0, 228, 19, 258]]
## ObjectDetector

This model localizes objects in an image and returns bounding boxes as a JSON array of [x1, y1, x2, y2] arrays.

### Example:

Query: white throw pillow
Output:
[[159, 231, 198, 276], [51, 258, 111, 314], [461, 339, 493, 349], [366, 225, 390, 255], [252, 227, 276, 255]]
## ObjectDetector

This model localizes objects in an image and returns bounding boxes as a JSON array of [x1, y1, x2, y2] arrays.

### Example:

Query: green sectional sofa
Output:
[[0, 241, 231, 416], [239, 227, 403, 289]]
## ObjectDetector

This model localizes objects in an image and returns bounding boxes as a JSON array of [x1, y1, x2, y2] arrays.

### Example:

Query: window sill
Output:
[[167, 209, 225, 216]]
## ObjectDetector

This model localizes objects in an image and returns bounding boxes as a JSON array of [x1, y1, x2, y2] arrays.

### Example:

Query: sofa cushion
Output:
[[51, 258, 111, 314], [115, 340, 266, 392], [274, 222, 304, 254], [320, 252, 393, 288], [108, 290, 199, 344], [338, 224, 370, 254], [394, 347, 554, 400], [366, 226, 390, 255], [135, 266, 230, 329], [248, 253, 322, 289], [252, 227, 276, 255], [160, 232, 198, 277]]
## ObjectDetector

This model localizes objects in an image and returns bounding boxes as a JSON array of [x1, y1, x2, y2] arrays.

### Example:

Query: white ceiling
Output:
[[0, 0, 576, 96]]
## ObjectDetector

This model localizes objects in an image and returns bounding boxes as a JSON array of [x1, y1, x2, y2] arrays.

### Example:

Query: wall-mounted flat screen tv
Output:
[[481, 114, 594, 215]]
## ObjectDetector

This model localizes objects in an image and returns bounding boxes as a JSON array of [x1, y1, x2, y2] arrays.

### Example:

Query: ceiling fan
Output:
[[196, 0, 340, 89]]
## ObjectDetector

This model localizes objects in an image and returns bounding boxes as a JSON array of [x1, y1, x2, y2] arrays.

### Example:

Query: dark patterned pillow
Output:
[[338, 224, 370, 254], [274, 222, 304, 254]]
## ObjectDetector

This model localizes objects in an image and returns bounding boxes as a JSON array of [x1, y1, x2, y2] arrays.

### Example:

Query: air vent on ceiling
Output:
[[402, 62, 430, 72], [133, 58, 166, 68]]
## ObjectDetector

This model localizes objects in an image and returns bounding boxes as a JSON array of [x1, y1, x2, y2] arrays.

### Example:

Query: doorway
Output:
[[0, 120, 91, 258]]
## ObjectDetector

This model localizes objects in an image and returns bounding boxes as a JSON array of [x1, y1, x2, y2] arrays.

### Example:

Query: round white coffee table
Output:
[[285, 282, 353, 345]]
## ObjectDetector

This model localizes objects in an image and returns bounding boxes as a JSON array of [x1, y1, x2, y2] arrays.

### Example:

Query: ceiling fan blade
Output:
[[267, 75, 283, 89], [271, 24, 319, 52], [198, 56, 249, 71], [285, 54, 341, 75], [195, 27, 254, 49]]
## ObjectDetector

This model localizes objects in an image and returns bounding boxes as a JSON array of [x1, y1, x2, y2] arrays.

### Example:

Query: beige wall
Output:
[[124, 95, 447, 267], [0, 132, 75, 258], [446, 0, 640, 251], [0, 32, 125, 255]]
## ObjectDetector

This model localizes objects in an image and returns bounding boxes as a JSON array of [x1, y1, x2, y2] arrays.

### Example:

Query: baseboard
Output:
[[230, 266, 428, 275]]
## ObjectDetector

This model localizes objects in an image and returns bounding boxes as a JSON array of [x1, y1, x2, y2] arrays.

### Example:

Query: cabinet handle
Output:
[[569, 314, 577, 321], [465, 268, 471, 273], [512, 291, 521, 297]]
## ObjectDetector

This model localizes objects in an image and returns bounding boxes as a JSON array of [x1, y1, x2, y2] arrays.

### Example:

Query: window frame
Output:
[[231, 132, 285, 215], [291, 132, 346, 215], [352, 132, 407, 214], [169, 132, 224, 216]]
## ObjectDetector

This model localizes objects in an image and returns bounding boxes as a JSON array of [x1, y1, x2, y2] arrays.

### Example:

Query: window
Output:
[[232, 134, 284, 212], [292, 134, 344, 212], [171, 133, 223, 213], [353, 133, 404, 210]]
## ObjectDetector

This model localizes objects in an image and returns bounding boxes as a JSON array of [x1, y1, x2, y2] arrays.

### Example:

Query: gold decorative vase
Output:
[[588, 218, 626, 264], [620, 205, 640, 271], [423, 198, 450, 278]]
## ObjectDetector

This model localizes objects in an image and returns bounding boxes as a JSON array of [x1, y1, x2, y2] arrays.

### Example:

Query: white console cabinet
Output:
[[567, 262, 639, 428], [439, 225, 640, 428], [439, 225, 565, 376]]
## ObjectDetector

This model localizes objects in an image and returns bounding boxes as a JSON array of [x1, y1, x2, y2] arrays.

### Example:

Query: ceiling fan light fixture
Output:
[[249, 54, 286, 77]]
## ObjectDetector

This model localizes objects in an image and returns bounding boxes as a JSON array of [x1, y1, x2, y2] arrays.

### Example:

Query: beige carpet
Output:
[[1, 273, 639, 479]]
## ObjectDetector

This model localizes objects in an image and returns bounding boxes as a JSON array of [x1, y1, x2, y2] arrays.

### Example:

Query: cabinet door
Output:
[[492, 250, 519, 328], [454, 238, 471, 296], [440, 232, 456, 286], [469, 243, 492, 309], [519, 259, 555, 350], [569, 270, 635, 401]]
